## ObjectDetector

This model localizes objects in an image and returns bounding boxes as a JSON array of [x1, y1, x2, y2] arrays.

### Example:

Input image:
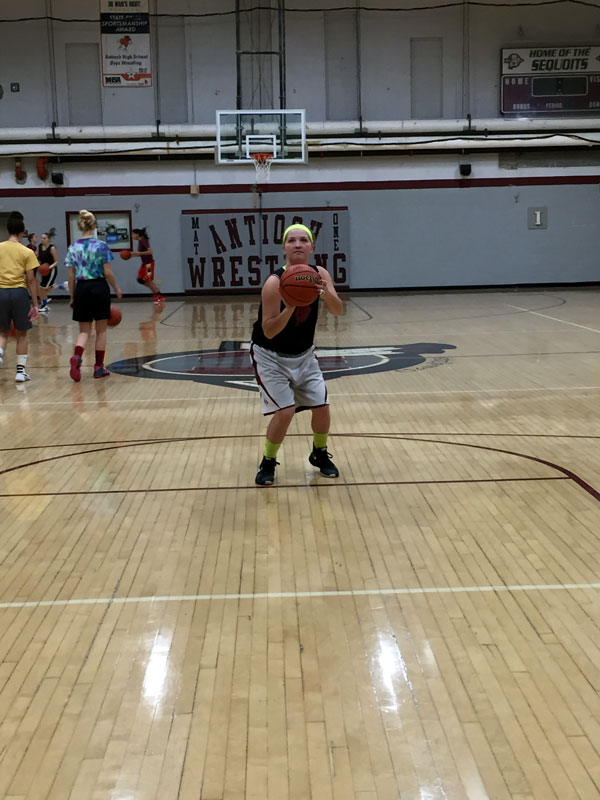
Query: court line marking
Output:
[[0, 476, 570, 498], [1, 582, 598, 610], [1, 430, 598, 454], [506, 304, 600, 334], [2, 386, 600, 406], [1, 432, 598, 504]]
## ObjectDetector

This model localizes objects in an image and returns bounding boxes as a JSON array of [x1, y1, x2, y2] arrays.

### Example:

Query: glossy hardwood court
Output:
[[0, 288, 599, 800]]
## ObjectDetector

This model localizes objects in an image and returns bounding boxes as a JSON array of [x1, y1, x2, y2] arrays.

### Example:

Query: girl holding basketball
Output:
[[131, 227, 164, 304], [37, 228, 58, 313], [250, 223, 343, 485], [65, 210, 122, 381]]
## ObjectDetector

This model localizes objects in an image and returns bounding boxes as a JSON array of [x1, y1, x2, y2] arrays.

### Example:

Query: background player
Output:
[[0, 211, 39, 382], [66, 210, 122, 381], [37, 228, 58, 313], [25, 232, 38, 256], [250, 223, 343, 485], [132, 227, 164, 304]]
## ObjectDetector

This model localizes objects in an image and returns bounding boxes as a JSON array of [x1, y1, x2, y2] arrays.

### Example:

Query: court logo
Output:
[[108, 341, 456, 389]]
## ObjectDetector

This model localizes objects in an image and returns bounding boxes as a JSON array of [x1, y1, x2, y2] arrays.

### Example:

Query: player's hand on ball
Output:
[[279, 290, 297, 308]]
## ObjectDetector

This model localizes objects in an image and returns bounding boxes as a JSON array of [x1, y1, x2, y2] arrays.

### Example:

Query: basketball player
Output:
[[37, 229, 58, 312], [26, 232, 38, 256], [250, 223, 343, 485], [65, 210, 122, 381], [0, 212, 39, 382], [131, 227, 164, 304]]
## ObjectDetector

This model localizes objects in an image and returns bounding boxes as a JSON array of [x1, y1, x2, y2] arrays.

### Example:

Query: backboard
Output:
[[216, 109, 307, 164]]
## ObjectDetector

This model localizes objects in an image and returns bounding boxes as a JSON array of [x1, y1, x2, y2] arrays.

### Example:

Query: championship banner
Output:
[[182, 208, 350, 293], [100, 0, 152, 87]]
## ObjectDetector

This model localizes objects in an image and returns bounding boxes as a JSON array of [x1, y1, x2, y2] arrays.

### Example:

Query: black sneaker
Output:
[[309, 446, 339, 478], [255, 456, 279, 485]]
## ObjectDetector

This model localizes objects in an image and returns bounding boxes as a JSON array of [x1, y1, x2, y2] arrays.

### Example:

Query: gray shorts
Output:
[[0, 287, 32, 332], [250, 342, 328, 416]]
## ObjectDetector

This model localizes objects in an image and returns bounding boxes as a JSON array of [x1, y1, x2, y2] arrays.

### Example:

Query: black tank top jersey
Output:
[[251, 265, 320, 355], [38, 243, 54, 266]]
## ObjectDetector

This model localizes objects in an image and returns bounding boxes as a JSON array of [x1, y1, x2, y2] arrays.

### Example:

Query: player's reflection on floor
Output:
[[70, 380, 108, 413]]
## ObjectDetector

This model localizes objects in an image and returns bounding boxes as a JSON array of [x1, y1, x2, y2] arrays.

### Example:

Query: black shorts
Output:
[[72, 278, 110, 322], [0, 287, 32, 331], [39, 267, 58, 288]]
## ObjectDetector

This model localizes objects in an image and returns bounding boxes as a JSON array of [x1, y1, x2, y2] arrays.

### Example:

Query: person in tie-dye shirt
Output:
[[65, 209, 122, 381]]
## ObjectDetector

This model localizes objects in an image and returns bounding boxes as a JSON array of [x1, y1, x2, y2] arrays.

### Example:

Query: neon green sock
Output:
[[313, 432, 328, 450], [264, 439, 281, 459]]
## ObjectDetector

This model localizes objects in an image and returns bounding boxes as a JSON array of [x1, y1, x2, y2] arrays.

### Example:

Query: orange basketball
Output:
[[120, 249, 131, 260], [9, 322, 16, 338], [107, 305, 122, 327], [279, 265, 320, 307], [38, 264, 50, 276]]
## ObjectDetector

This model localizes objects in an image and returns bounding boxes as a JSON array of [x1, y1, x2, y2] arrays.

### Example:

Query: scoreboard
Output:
[[501, 45, 600, 114]]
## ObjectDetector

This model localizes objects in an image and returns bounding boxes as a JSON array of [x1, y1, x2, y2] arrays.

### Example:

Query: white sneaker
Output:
[[0, 353, 3, 366], [15, 371, 30, 382], [38, 305, 49, 313]]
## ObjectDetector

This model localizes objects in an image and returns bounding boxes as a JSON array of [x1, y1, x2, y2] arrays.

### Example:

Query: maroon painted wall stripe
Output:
[[1, 174, 600, 198]]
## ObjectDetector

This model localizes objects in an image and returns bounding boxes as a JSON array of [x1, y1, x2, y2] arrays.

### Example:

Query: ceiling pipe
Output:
[[0, 133, 598, 160], [2, 117, 600, 144]]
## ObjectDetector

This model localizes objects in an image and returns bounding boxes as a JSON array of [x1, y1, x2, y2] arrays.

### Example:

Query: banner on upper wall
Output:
[[100, 0, 152, 87], [181, 208, 350, 293]]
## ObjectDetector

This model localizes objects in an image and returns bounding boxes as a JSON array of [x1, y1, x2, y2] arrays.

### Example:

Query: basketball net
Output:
[[251, 153, 272, 184]]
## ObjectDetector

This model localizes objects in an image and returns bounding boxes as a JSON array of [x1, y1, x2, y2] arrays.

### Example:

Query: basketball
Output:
[[279, 264, 320, 307], [107, 305, 122, 326], [9, 322, 16, 338], [120, 249, 131, 260], [38, 264, 50, 276]]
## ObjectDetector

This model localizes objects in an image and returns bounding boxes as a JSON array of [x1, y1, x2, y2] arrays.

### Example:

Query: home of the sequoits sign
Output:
[[182, 207, 349, 293]]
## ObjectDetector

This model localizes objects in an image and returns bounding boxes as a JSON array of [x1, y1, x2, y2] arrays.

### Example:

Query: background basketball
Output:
[[38, 264, 50, 276], [279, 265, 320, 307], [9, 322, 16, 337], [120, 249, 131, 260], [107, 305, 122, 327]]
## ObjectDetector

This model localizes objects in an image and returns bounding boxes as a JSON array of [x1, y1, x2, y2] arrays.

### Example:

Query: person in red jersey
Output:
[[132, 227, 164, 304]]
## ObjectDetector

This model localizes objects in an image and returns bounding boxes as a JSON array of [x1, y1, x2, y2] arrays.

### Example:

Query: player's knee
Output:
[[276, 406, 296, 424]]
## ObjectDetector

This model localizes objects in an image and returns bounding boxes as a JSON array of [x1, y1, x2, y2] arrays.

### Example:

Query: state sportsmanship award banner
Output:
[[100, 0, 152, 87], [182, 208, 350, 293]]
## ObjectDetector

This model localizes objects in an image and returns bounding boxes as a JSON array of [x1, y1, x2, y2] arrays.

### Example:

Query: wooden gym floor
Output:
[[0, 288, 598, 800]]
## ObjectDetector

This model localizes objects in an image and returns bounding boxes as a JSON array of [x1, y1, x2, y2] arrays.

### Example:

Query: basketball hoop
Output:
[[251, 152, 273, 184]]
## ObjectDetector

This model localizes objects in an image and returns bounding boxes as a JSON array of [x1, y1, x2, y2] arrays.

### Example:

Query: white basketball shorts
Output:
[[250, 342, 328, 416]]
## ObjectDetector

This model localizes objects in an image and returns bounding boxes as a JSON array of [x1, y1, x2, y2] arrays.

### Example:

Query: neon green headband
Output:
[[282, 223, 314, 243]]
